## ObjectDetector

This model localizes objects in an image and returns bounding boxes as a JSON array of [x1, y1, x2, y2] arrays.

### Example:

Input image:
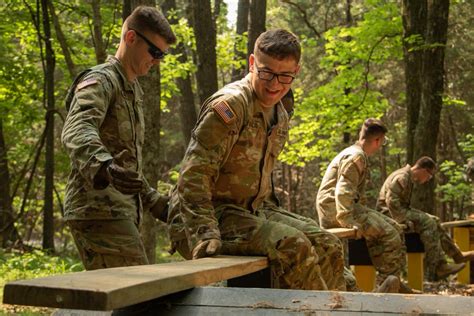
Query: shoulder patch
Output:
[[76, 78, 99, 92], [353, 155, 366, 174], [212, 100, 236, 124]]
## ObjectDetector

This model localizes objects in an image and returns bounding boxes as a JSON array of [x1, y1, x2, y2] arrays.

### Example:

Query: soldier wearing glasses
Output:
[[168, 29, 351, 291], [377, 156, 472, 280], [62, 6, 176, 270]]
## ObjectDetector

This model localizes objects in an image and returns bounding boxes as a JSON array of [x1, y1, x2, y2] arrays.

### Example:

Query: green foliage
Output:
[[280, 0, 402, 166], [436, 160, 471, 205]]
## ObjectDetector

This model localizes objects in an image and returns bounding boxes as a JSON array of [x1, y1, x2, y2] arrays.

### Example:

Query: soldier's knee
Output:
[[275, 234, 317, 264]]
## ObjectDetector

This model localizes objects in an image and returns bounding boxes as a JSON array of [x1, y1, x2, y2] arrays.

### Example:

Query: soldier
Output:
[[377, 156, 473, 280], [62, 6, 176, 270], [316, 119, 409, 293], [168, 29, 351, 291]]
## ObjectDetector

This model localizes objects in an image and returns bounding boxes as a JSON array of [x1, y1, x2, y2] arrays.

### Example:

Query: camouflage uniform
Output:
[[168, 75, 347, 290], [316, 143, 406, 284], [62, 56, 162, 270], [376, 164, 464, 277]]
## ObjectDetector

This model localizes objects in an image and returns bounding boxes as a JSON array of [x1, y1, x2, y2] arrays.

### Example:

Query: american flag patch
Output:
[[213, 100, 236, 124], [76, 78, 98, 91]]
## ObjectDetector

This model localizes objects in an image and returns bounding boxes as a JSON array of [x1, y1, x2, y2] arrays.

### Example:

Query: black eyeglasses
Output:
[[254, 63, 296, 84], [130, 29, 167, 60]]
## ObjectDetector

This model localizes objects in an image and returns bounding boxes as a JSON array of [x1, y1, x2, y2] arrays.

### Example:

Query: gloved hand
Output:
[[192, 239, 222, 259], [150, 194, 170, 222], [94, 161, 143, 194], [353, 225, 364, 239]]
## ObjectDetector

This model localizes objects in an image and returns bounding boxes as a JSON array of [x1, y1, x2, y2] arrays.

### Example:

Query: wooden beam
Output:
[[326, 227, 356, 238], [441, 219, 474, 229], [3, 256, 268, 311]]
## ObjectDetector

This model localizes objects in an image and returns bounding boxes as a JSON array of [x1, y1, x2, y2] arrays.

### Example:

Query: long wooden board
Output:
[[326, 227, 356, 238], [3, 256, 268, 311], [441, 219, 474, 228], [55, 287, 474, 315]]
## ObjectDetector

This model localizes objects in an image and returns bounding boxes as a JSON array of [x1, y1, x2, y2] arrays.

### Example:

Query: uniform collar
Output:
[[106, 56, 142, 98]]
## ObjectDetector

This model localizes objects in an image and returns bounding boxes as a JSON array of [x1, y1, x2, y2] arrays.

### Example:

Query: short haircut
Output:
[[359, 118, 387, 140], [414, 156, 436, 171], [254, 29, 301, 63], [126, 6, 176, 44]]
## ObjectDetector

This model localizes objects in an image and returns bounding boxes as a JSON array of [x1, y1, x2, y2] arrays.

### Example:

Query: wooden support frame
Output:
[[454, 227, 470, 284]]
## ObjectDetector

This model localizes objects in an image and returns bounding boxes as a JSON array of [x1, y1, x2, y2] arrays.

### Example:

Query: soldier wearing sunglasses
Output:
[[62, 6, 176, 271]]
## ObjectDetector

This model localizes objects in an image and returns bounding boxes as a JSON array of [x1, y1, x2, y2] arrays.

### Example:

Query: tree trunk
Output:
[[247, 0, 266, 63], [0, 119, 20, 248], [41, 0, 56, 252], [47, 1, 76, 78], [162, 0, 197, 147], [127, 0, 159, 263], [191, 0, 218, 104], [402, 0, 427, 165], [231, 0, 249, 81], [411, 0, 450, 213], [91, 0, 107, 64]]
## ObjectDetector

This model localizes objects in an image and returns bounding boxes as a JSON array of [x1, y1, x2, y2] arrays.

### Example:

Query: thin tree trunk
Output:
[[162, 0, 197, 146], [402, 0, 427, 165], [231, 0, 249, 81], [41, 0, 56, 252], [91, 0, 107, 64], [247, 0, 266, 64], [48, 1, 76, 78], [191, 0, 218, 104], [411, 0, 449, 213]]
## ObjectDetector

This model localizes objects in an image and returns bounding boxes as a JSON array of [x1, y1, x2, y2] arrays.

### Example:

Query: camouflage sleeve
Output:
[[385, 176, 410, 224], [140, 176, 161, 211], [335, 155, 367, 228], [61, 73, 114, 186], [174, 101, 242, 250]]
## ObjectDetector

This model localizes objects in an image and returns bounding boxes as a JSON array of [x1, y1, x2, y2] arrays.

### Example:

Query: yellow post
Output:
[[353, 265, 376, 292], [407, 253, 424, 291], [453, 227, 470, 284]]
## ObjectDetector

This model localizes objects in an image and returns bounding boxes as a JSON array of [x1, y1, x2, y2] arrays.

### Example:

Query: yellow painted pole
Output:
[[407, 253, 424, 291], [453, 227, 470, 284], [353, 265, 376, 292]]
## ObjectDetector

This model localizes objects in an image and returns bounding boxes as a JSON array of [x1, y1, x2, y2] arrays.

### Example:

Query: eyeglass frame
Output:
[[254, 62, 296, 84], [129, 28, 168, 60]]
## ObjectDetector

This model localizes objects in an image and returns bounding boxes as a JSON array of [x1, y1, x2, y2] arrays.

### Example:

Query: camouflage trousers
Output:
[[173, 205, 347, 291], [404, 209, 463, 278], [351, 207, 406, 284], [68, 219, 149, 270]]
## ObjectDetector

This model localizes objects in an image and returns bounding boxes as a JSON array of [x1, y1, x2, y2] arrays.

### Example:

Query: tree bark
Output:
[[402, 0, 427, 165], [231, 0, 249, 81], [247, 0, 266, 63], [41, 0, 56, 252], [162, 0, 197, 147], [47, 1, 77, 78], [91, 0, 107, 64], [191, 0, 218, 104], [411, 0, 450, 213]]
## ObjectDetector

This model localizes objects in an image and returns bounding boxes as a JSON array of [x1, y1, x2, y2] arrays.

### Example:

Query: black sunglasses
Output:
[[130, 29, 167, 60]]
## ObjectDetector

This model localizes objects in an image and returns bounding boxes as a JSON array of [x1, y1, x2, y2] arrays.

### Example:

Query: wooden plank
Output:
[[441, 219, 474, 228], [326, 227, 356, 238], [54, 286, 474, 315], [454, 227, 471, 284], [3, 256, 268, 311], [407, 253, 424, 291], [353, 265, 375, 292]]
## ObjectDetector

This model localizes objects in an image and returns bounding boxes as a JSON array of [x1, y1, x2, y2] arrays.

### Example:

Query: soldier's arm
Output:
[[335, 156, 367, 227], [173, 101, 242, 250], [61, 73, 113, 186], [385, 177, 410, 224]]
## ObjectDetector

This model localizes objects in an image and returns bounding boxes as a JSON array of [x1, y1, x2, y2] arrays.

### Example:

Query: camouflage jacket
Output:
[[62, 56, 159, 221], [168, 74, 289, 249], [376, 164, 413, 224], [316, 143, 370, 228]]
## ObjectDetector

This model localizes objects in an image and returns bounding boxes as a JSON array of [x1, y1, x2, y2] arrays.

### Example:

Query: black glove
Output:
[[94, 161, 143, 194], [192, 239, 222, 259], [150, 195, 170, 222]]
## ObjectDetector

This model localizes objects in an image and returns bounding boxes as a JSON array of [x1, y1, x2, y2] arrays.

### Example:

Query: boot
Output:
[[399, 281, 423, 294], [374, 276, 400, 293], [436, 262, 466, 280], [453, 250, 474, 264]]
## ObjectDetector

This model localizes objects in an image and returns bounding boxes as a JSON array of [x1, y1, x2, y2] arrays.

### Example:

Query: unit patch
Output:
[[76, 79, 98, 92], [213, 100, 236, 124]]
